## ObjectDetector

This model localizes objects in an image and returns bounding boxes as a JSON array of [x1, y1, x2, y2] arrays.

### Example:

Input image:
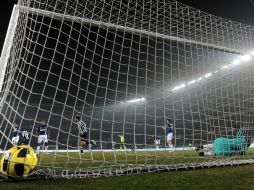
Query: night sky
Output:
[[1, 0, 254, 55]]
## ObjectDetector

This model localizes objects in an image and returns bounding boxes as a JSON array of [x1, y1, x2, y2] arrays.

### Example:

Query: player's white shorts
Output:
[[155, 139, 160, 145], [167, 133, 173, 141], [12, 136, 19, 145], [38, 135, 48, 144]]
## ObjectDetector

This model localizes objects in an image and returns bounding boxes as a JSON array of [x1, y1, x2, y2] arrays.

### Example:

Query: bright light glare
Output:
[[127, 97, 145, 103], [222, 65, 228, 70], [188, 80, 196, 85], [172, 83, 186, 91], [170, 53, 252, 93], [240, 55, 251, 62], [232, 60, 240, 65], [205, 73, 212, 78]]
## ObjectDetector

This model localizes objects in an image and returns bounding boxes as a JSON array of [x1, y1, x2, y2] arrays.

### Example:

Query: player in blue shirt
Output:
[[36, 120, 50, 153], [11, 121, 23, 146], [73, 115, 96, 154], [161, 118, 174, 148]]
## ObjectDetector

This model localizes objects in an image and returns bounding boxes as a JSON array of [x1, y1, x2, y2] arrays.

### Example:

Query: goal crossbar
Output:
[[18, 5, 244, 55]]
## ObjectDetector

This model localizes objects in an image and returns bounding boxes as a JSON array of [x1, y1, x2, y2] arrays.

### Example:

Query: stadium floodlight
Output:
[[231, 60, 240, 65], [188, 80, 196, 85], [240, 55, 251, 62], [204, 73, 212, 78], [172, 83, 186, 91], [197, 77, 202, 81], [127, 97, 145, 103], [222, 65, 229, 70]]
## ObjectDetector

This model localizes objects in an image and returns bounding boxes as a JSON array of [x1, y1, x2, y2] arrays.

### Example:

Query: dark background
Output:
[[2, 0, 254, 56]]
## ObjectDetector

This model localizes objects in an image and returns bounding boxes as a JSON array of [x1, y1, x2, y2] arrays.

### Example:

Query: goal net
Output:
[[1, 0, 254, 179]]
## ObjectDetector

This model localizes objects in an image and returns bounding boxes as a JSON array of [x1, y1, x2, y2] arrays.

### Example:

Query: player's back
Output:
[[38, 124, 48, 135], [12, 126, 22, 137], [212, 137, 247, 156]]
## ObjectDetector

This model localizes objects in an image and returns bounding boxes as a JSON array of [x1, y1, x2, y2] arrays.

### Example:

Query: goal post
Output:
[[0, 5, 20, 109], [1, 0, 254, 179]]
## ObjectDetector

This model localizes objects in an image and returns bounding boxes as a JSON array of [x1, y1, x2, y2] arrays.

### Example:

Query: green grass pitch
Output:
[[1, 149, 254, 190]]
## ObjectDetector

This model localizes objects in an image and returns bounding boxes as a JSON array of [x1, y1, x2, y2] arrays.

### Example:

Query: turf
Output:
[[36, 149, 254, 169], [1, 165, 254, 190], [1, 149, 254, 190]]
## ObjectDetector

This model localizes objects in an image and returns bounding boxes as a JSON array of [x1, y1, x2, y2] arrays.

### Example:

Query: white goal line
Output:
[[0, 147, 195, 154], [2, 144, 254, 154]]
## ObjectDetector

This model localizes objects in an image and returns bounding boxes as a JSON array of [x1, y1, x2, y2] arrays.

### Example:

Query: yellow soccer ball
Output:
[[0, 144, 38, 178]]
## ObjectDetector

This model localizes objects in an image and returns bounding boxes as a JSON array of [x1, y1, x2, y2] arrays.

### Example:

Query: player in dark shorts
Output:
[[73, 115, 96, 153]]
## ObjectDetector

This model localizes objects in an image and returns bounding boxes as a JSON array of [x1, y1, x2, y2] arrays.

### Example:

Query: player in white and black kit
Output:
[[153, 136, 161, 150], [36, 120, 50, 153], [11, 121, 23, 146], [73, 115, 96, 154]]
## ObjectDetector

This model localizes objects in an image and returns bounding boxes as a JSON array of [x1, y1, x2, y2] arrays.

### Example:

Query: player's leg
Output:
[[167, 140, 173, 147], [84, 136, 96, 146], [155, 140, 160, 149], [79, 139, 86, 153], [15, 136, 20, 145], [44, 135, 48, 153], [202, 144, 212, 150], [37, 136, 42, 153], [84, 140, 96, 145], [79, 133, 87, 153], [198, 151, 213, 156], [120, 142, 125, 149], [81, 133, 96, 149], [196, 144, 213, 156], [90, 139, 96, 146], [166, 134, 170, 147], [11, 137, 15, 146], [155, 142, 159, 149], [167, 133, 173, 147], [78, 139, 83, 153], [195, 145, 204, 151]]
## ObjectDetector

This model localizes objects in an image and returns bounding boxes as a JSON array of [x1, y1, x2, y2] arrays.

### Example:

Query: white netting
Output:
[[0, 0, 254, 179]]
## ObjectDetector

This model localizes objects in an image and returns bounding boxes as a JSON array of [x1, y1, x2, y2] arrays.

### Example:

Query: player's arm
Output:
[[22, 131, 30, 144], [161, 126, 165, 131]]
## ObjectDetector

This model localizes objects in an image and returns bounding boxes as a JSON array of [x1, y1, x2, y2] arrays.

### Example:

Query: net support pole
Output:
[[0, 5, 19, 109]]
